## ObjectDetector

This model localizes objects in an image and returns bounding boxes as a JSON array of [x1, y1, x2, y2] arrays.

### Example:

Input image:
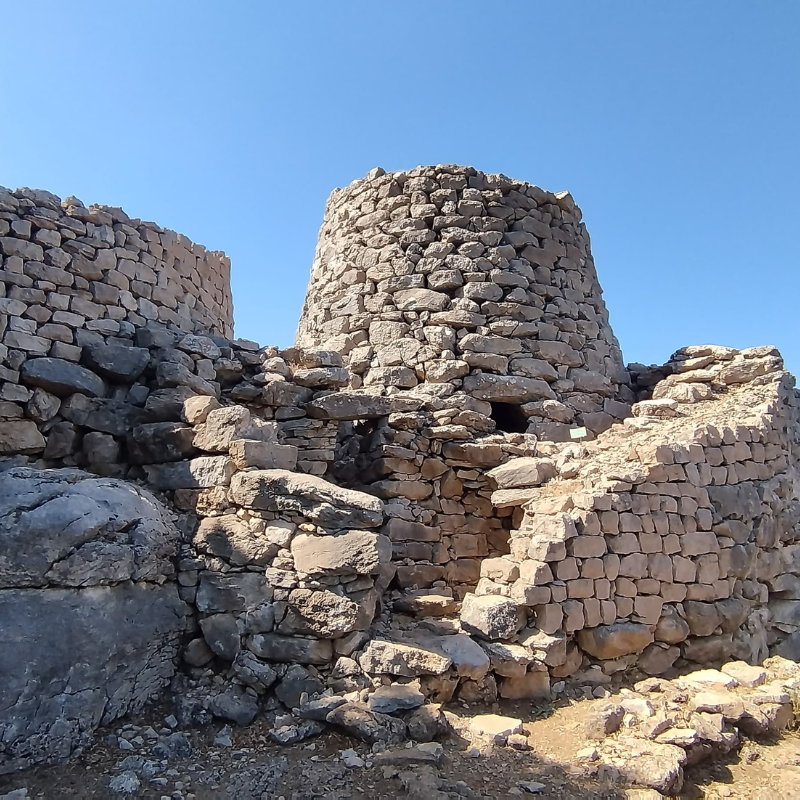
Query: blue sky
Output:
[[2, 2, 798, 373]]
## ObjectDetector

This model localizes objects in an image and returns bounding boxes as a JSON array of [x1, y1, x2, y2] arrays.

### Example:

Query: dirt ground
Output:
[[2, 696, 800, 799]]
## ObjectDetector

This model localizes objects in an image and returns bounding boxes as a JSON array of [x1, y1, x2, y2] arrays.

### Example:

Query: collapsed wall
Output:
[[2, 173, 800, 784], [297, 165, 630, 440]]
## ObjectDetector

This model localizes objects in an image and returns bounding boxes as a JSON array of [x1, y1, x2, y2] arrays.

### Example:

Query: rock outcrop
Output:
[[0, 467, 189, 774]]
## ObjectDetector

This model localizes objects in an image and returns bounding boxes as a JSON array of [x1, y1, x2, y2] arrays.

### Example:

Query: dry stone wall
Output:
[[297, 165, 630, 440], [3, 171, 800, 780], [0, 186, 233, 364], [476, 346, 800, 681]]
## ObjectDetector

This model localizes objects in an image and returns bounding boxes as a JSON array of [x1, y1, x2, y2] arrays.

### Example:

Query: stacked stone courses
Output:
[[297, 165, 630, 441], [3, 169, 800, 780], [0, 185, 233, 364]]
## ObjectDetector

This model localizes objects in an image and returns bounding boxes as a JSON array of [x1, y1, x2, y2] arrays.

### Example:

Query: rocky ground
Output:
[[3, 685, 800, 800]]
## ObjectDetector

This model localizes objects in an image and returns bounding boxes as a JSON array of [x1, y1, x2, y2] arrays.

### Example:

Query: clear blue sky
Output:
[[2, 3, 798, 373]]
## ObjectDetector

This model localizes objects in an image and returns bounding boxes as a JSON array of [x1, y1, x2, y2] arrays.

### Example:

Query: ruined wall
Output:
[[0, 186, 233, 364], [478, 346, 800, 679], [3, 174, 800, 779], [297, 165, 630, 440]]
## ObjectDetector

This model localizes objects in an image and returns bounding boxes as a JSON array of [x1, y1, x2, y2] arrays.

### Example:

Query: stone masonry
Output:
[[296, 165, 630, 441], [1, 170, 799, 787]]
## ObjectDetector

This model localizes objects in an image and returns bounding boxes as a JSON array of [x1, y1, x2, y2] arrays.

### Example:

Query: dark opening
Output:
[[490, 402, 528, 433]]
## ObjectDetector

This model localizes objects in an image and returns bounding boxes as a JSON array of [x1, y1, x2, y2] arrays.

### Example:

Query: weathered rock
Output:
[[230, 470, 384, 528], [368, 683, 425, 714], [604, 738, 687, 795], [279, 589, 362, 638], [127, 422, 197, 464], [358, 639, 452, 677], [228, 439, 298, 470], [21, 357, 106, 398], [326, 703, 407, 744], [231, 651, 277, 693], [467, 714, 523, 744], [291, 530, 391, 576], [405, 703, 450, 742], [195, 572, 273, 614], [460, 594, 525, 641], [143, 456, 235, 490], [0, 536, 187, 775], [585, 702, 625, 739], [248, 634, 333, 665], [0, 419, 46, 455], [82, 344, 150, 382], [194, 515, 276, 566], [0, 466, 180, 588], [498, 668, 551, 700], [577, 623, 654, 660], [208, 685, 259, 726], [487, 458, 557, 489], [274, 664, 325, 708]]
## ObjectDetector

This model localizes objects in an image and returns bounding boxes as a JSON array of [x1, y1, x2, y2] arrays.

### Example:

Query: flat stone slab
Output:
[[468, 714, 524, 743]]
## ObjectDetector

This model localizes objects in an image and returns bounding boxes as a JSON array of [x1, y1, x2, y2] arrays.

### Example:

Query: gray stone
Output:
[[462, 373, 555, 403], [460, 594, 524, 641], [194, 515, 276, 566], [358, 639, 452, 677], [143, 456, 235, 490], [127, 422, 197, 464], [274, 664, 325, 708], [367, 683, 425, 714], [82, 344, 150, 382], [0, 466, 180, 588], [585, 702, 624, 739], [326, 702, 407, 744], [232, 651, 278, 693], [208, 685, 259, 726], [228, 439, 298, 470], [20, 357, 106, 398], [248, 634, 333, 665], [291, 530, 391, 576], [229, 470, 384, 529], [0, 580, 187, 774], [306, 392, 423, 420], [279, 589, 363, 638]]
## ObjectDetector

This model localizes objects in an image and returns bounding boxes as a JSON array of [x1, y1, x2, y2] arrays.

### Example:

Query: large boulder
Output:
[[20, 357, 106, 398], [0, 467, 188, 775], [229, 470, 384, 529]]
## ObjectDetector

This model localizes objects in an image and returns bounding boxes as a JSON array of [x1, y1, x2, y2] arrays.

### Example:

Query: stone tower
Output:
[[296, 165, 631, 439]]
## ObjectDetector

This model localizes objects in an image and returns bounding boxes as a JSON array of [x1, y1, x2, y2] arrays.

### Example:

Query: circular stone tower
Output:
[[297, 165, 630, 438]]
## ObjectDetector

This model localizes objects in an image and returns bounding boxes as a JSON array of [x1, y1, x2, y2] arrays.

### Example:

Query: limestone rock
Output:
[[230, 469, 384, 528], [0, 419, 46, 455], [248, 634, 333, 665], [367, 683, 425, 714], [291, 530, 391, 576], [460, 594, 524, 641], [279, 589, 362, 638], [467, 714, 523, 744], [577, 623, 654, 660], [326, 702, 407, 744], [358, 639, 452, 677]]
